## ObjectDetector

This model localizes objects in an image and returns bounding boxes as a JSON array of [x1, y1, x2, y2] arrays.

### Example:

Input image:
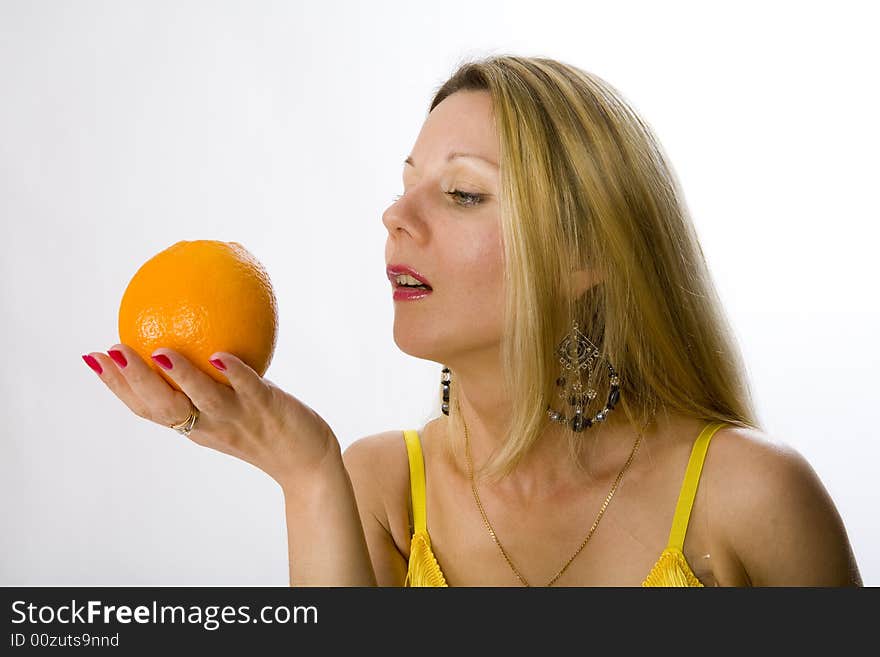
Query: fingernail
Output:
[[209, 358, 226, 371], [151, 354, 173, 370], [82, 354, 102, 375], [107, 349, 127, 369]]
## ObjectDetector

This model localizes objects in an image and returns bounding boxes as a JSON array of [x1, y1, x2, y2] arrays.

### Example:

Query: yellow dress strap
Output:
[[666, 421, 728, 551], [402, 429, 427, 536]]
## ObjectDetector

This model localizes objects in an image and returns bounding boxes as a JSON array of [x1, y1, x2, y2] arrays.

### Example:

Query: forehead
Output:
[[406, 90, 498, 169]]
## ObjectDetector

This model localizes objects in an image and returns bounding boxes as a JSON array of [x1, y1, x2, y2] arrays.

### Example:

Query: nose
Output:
[[382, 192, 426, 242]]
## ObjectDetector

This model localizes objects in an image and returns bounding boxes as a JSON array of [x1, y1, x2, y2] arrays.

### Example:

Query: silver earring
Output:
[[440, 366, 451, 415], [546, 320, 620, 432]]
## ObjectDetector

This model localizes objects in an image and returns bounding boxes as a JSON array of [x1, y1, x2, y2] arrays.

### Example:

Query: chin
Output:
[[392, 327, 440, 363]]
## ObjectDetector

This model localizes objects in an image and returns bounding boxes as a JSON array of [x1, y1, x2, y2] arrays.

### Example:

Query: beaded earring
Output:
[[440, 366, 451, 415], [546, 320, 620, 432]]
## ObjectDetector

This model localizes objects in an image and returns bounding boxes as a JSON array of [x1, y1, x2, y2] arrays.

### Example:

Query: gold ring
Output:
[[169, 404, 200, 437]]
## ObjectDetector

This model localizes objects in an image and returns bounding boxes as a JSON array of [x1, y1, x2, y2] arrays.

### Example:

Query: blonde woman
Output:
[[85, 55, 862, 587]]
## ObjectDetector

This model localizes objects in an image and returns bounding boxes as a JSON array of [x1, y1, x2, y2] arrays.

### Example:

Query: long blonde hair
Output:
[[426, 55, 760, 482]]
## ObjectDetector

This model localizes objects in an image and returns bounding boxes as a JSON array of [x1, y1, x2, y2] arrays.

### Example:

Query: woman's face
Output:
[[383, 90, 503, 365]]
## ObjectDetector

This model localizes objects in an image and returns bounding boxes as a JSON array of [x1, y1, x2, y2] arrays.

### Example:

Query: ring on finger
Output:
[[170, 403, 200, 437]]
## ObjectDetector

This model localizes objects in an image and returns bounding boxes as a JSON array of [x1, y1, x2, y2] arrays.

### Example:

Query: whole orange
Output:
[[118, 240, 278, 392]]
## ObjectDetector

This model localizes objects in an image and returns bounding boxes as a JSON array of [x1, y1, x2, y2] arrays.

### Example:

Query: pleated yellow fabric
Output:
[[642, 547, 705, 587], [403, 421, 727, 587], [403, 429, 448, 587], [404, 532, 448, 587]]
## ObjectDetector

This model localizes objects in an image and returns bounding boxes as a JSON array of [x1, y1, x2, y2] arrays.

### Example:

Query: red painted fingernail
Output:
[[107, 349, 127, 369], [151, 354, 173, 370], [82, 354, 102, 375], [209, 358, 226, 371]]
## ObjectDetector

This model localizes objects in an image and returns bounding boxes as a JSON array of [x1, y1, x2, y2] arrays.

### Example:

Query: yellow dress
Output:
[[403, 421, 729, 587]]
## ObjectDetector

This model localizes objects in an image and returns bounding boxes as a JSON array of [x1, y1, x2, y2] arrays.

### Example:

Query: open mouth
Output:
[[387, 264, 433, 292], [392, 274, 433, 290]]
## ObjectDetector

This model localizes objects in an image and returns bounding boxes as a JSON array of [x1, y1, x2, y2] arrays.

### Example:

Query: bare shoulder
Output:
[[705, 425, 833, 514], [339, 430, 415, 585], [341, 430, 410, 534], [703, 425, 862, 586], [342, 430, 408, 478]]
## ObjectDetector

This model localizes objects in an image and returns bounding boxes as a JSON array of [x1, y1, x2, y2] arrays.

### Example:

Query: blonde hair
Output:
[[425, 55, 760, 482]]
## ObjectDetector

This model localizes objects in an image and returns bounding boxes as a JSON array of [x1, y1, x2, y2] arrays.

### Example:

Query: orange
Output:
[[118, 240, 278, 392]]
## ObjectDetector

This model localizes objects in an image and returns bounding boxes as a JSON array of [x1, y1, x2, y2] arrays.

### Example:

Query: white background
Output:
[[1, 0, 877, 586]]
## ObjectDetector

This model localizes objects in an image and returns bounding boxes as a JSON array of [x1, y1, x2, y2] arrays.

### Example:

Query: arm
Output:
[[712, 434, 862, 586], [86, 341, 382, 586], [341, 433, 410, 586], [91, 343, 386, 586], [280, 441, 378, 587]]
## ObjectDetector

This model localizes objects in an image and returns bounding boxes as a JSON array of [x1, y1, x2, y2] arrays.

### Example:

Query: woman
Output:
[[84, 55, 862, 586]]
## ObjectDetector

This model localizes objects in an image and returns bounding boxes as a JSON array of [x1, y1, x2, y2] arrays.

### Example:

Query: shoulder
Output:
[[341, 430, 411, 532], [342, 430, 408, 475], [704, 425, 830, 516], [342, 430, 410, 494], [703, 424, 862, 586], [341, 431, 414, 584]]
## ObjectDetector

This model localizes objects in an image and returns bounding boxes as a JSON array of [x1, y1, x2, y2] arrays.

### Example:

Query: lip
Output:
[[386, 263, 433, 288], [392, 286, 433, 301], [387, 263, 433, 302]]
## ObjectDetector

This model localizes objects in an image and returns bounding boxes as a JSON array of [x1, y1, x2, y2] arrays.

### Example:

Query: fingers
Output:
[[138, 345, 239, 421], [83, 343, 269, 442], [82, 352, 154, 420], [97, 344, 196, 427], [204, 351, 270, 403]]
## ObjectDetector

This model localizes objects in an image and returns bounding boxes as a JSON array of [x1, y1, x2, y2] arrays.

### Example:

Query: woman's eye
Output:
[[445, 189, 485, 208], [392, 190, 486, 208]]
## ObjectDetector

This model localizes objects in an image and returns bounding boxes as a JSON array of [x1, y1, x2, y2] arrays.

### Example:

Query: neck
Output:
[[444, 349, 646, 500], [447, 349, 511, 448]]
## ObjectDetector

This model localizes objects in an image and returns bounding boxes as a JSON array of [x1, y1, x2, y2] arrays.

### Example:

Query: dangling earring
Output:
[[440, 366, 451, 415], [546, 320, 620, 432]]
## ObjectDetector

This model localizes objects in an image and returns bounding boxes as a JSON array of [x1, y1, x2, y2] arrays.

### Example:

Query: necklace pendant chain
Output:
[[458, 396, 643, 587]]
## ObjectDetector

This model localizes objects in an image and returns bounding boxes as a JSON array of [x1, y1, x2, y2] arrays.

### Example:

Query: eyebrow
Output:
[[404, 151, 499, 169]]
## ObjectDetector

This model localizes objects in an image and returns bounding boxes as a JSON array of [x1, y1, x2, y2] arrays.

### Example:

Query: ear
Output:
[[570, 268, 603, 299]]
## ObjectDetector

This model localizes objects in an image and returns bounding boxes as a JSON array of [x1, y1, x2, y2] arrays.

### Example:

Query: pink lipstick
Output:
[[387, 263, 434, 302], [393, 286, 433, 301]]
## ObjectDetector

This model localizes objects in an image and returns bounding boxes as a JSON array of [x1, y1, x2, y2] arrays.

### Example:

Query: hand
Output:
[[82, 344, 341, 490]]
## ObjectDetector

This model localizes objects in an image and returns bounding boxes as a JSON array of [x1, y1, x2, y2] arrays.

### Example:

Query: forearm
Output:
[[280, 450, 378, 587]]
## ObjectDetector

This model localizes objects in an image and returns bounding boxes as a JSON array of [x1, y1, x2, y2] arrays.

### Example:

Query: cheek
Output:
[[477, 227, 504, 283], [450, 230, 505, 299]]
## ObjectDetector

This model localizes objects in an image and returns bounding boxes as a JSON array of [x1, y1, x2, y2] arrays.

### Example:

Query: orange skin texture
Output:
[[118, 240, 278, 392]]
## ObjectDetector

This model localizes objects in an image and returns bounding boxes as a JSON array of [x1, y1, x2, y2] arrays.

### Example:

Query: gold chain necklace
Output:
[[458, 396, 643, 587]]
